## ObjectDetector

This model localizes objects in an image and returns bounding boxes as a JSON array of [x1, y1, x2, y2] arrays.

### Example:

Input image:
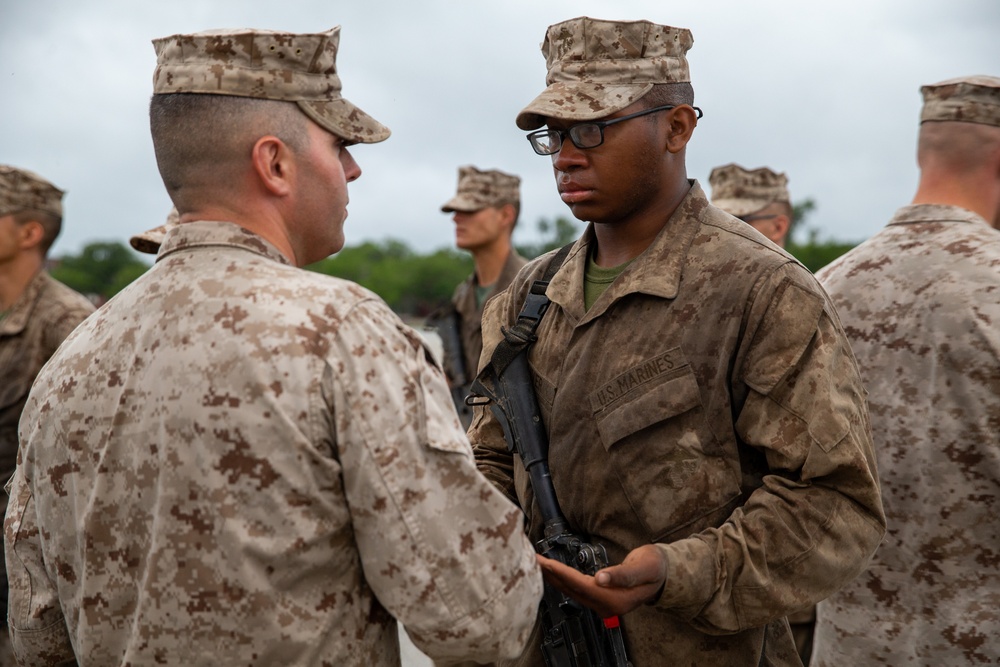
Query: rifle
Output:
[[425, 306, 474, 429], [470, 247, 631, 667]]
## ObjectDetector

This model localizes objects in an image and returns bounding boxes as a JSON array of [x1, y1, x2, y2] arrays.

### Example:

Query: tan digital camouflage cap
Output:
[[920, 75, 1000, 128], [130, 207, 181, 255], [0, 165, 64, 219], [441, 166, 521, 213], [709, 164, 790, 218], [152, 27, 390, 144], [516, 17, 694, 131]]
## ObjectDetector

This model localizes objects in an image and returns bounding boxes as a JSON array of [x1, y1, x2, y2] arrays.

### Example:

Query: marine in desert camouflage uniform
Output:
[[812, 75, 1000, 666], [471, 17, 885, 666], [428, 167, 526, 429], [710, 164, 793, 248], [4, 27, 541, 667]]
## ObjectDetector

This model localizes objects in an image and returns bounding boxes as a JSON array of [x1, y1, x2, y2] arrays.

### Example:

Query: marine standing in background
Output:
[[0, 164, 94, 666], [4, 27, 541, 666], [428, 166, 526, 428], [710, 163, 812, 664], [710, 163, 792, 248], [471, 16, 884, 666], [812, 75, 1000, 666]]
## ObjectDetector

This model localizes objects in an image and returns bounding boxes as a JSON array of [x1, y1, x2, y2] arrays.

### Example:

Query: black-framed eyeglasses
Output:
[[526, 104, 704, 156]]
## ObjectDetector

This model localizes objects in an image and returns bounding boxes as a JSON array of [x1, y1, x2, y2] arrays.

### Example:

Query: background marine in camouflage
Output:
[[812, 75, 1000, 666], [710, 163, 793, 248], [4, 26, 541, 667], [428, 166, 526, 430]]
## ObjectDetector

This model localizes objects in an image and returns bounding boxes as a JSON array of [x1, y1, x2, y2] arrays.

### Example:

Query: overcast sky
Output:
[[2, 0, 998, 260]]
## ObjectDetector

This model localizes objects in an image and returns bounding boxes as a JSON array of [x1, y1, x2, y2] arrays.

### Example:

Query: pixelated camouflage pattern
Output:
[[472, 183, 884, 666], [516, 17, 693, 131], [5, 221, 542, 666], [0, 165, 64, 218], [812, 204, 1000, 665], [709, 163, 790, 218], [920, 75, 1000, 127], [129, 207, 180, 255], [441, 166, 521, 213], [0, 269, 93, 542], [152, 27, 390, 144]]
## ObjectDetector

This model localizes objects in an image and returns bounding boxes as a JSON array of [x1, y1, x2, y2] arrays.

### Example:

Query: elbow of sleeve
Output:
[[413, 549, 543, 664]]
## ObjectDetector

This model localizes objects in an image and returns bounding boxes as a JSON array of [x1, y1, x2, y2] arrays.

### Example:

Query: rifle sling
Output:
[[485, 243, 573, 377]]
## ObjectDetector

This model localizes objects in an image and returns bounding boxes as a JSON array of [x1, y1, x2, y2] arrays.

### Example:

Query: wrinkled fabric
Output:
[[471, 182, 885, 667], [5, 221, 541, 667], [813, 204, 1000, 666]]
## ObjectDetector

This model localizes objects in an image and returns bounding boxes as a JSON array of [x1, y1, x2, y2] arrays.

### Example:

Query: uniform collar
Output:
[[547, 180, 709, 323], [0, 269, 46, 336], [157, 220, 293, 266], [888, 203, 991, 227]]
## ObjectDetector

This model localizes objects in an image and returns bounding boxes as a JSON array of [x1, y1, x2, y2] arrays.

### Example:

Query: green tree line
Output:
[[50, 204, 859, 309]]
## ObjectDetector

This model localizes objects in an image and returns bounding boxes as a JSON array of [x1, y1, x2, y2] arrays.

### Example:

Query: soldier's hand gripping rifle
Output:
[[470, 252, 631, 667]]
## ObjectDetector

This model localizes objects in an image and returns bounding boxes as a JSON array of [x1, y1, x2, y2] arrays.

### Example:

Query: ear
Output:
[[665, 105, 698, 154], [498, 203, 517, 230], [771, 214, 790, 243], [251, 135, 295, 197], [18, 220, 46, 251]]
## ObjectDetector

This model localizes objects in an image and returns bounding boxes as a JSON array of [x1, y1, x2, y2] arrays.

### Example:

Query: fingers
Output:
[[535, 545, 667, 618]]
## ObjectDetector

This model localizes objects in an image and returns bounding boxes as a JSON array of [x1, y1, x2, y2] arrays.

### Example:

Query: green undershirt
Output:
[[584, 253, 634, 311], [475, 283, 493, 309]]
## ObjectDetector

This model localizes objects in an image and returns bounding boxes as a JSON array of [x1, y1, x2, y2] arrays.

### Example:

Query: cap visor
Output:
[[515, 82, 654, 130], [298, 98, 391, 144]]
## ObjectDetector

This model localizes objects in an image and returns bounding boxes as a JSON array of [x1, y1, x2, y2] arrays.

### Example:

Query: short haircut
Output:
[[149, 93, 309, 209], [918, 120, 1000, 174], [639, 82, 696, 110], [12, 209, 61, 256]]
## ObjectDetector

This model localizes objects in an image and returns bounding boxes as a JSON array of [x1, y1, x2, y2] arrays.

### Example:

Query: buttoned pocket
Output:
[[591, 363, 741, 542]]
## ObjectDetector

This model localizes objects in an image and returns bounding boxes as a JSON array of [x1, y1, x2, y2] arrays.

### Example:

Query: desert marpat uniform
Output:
[[0, 271, 94, 486], [452, 249, 527, 377], [472, 183, 885, 666], [813, 205, 1000, 664], [5, 221, 542, 666]]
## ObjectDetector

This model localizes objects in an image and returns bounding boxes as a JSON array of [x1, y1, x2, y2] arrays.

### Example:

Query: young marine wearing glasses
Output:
[[470, 16, 884, 667]]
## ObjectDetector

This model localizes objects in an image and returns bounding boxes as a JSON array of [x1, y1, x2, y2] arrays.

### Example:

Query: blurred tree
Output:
[[784, 198, 859, 273], [516, 216, 579, 259], [49, 242, 150, 302], [308, 240, 472, 316]]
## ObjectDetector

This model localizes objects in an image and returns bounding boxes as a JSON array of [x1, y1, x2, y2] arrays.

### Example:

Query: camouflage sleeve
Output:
[[4, 460, 76, 666], [330, 300, 541, 663], [653, 263, 886, 632], [467, 292, 518, 504]]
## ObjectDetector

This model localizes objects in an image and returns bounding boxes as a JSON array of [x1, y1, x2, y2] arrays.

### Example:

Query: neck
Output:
[[911, 167, 1000, 228], [179, 200, 298, 265], [592, 176, 690, 267], [471, 237, 513, 287], [0, 253, 43, 311]]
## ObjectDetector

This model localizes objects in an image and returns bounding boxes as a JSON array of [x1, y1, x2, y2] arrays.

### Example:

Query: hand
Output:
[[536, 544, 667, 618]]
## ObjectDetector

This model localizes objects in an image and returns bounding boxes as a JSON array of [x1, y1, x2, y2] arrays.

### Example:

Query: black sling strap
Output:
[[481, 242, 573, 379]]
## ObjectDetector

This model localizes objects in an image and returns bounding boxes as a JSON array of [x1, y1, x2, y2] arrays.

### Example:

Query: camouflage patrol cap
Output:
[[920, 75, 1000, 127], [516, 17, 694, 131], [441, 166, 521, 213], [130, 207, 181, 255], [709, 163, 790, 218], [0, 165, 64, 219], [152, 27, 390, 144]]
